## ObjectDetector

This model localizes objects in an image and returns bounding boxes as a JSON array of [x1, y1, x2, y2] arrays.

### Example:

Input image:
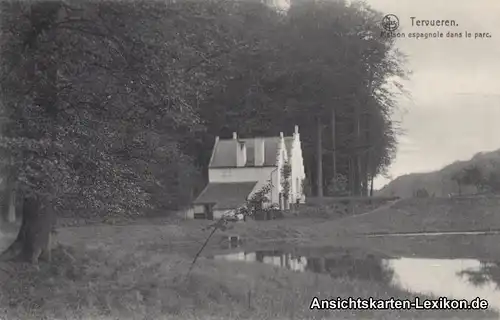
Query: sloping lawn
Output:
[[331, 197, 500, 235]]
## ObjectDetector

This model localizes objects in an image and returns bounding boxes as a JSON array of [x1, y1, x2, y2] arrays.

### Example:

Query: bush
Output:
[[253, 205, 283, 221], [414, 188, 429, 198], [327, 174, 350, 196]]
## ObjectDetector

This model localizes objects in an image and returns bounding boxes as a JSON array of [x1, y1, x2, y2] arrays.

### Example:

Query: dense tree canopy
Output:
[[201, 0, 407, 196], [0, 0, 408, 262]]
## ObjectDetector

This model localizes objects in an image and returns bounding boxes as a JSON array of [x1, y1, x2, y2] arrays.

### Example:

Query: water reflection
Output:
[[390, 258, 500, 311], [213, 249, 393, 283], [215, 250, 308, 272], [307, 253, 393, 283], [212, 250, 500, 311]]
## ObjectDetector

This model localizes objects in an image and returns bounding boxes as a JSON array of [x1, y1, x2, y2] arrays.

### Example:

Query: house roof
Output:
[[193, 181, 258, 210], [209, 137, 282, 168]]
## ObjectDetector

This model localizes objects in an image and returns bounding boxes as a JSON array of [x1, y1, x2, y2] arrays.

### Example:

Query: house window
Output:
[[194, 213, 206, 219]]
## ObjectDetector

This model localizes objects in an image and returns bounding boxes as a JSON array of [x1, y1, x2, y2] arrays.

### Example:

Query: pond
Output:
[[211, 247, 500, 312]]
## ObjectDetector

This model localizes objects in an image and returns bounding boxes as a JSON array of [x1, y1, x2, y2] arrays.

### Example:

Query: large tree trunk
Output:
[[362, 116, 371, 197], [353, 134, 363, 196], [360, 153, 368, 196], [315, 116, 323, 198], [1, 189, 8, 225], [353, 107, 361, 196], [365, 160, 370, 196], [348, 156, 354, 196], [360, 69, 374, 197], [7, 189, 16, 223], [1, 173, 19, 225], [330, 108, 337, 195], [370, 175, 374, 196], [305, 159, 313, 196], [0, 2, 60, 267], [0, 195, 55, 265]]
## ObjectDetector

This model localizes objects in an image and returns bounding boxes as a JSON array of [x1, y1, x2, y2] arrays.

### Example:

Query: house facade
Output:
[[187, 125, 306, 220]]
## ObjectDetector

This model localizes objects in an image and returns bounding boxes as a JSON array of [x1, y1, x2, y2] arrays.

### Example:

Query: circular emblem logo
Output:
[[381, 14, 399, 32]]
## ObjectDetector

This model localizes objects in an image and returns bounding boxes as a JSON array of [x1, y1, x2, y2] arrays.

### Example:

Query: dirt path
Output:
[[301, 198, 404, 239], [337, 198, 403, 221], [365, 230, 500, 237]]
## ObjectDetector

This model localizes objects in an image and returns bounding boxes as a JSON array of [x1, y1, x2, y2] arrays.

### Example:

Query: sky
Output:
[[366, 0, 500, 189]]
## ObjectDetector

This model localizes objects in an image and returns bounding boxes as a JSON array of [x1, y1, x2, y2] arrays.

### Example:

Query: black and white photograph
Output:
[[0, 0, 499, 319]]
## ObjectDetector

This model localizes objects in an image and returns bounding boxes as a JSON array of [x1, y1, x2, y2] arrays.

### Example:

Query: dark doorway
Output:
[[205, 204, 214, 220]]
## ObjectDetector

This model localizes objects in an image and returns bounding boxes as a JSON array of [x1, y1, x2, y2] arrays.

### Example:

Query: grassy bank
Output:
[[53, 196, 500, 260], [331, 197, 500, 235], [292, 196, 397, 219], [3, 197, 500, 319], [1, 243, 497, 320], [55, 197, 500, 246]]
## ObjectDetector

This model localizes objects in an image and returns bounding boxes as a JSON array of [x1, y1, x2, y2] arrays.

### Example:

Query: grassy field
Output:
[[1, 241, 497, 320], [1, 196, 500, 319], [331, 197, 500, 235]]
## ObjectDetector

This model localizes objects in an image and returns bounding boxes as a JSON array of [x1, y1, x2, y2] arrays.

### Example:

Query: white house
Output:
[[188, 125, 306, 220]]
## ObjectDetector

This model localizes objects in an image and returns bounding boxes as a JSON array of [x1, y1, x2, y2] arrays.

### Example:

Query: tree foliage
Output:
[[1, 0, 278, 217], [281, 161, 292, 200], [414, 188, 429, 198], [0, 0, 408, 263], [327, 173, 349, 196], [452, 165, 500, 194], [0, 0, 289, 261], [200, 0, 408, 197]]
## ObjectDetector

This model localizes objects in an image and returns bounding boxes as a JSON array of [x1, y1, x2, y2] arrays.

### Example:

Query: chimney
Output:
[[236, 140, 247, 167], [293, 125, 300, 139], [254, 138, 265, 166], [232, 132, 237, 140], [279, 132, 284, 138]]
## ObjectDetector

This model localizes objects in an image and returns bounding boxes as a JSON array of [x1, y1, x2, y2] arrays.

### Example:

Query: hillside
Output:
[[377, 148, 500, 198], [331, 196, 500, 235]]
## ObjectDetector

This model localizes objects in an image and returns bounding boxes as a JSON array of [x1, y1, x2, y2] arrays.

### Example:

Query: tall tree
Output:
[[201, 0, 408, 197], [0, 0, 277, 262]]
